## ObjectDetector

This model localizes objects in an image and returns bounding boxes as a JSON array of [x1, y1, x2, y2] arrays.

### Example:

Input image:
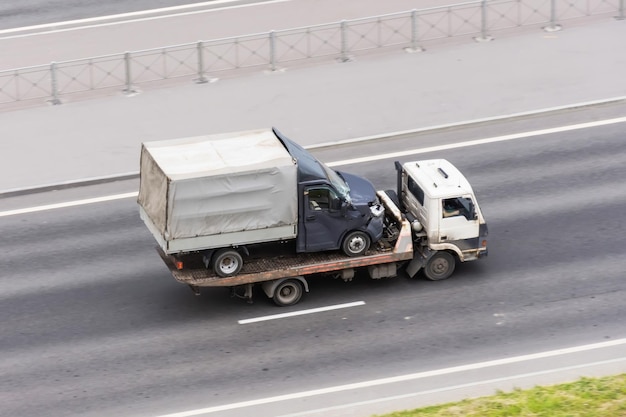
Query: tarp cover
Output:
[[138, 129, 298, 243]]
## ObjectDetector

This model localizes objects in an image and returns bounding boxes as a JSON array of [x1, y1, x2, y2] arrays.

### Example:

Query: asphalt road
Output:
[[0, 0, 460, 32], [0, 0, 218, 29], [2, 1, 625, 416], [2, 108, 626, 417]]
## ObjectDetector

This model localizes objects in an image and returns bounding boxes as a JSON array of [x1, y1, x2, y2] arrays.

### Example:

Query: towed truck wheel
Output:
[[424, 251, 455, 281], [213, 249, 243, 278], [342, 231, 370, 257], [273, 279, 304, 307]]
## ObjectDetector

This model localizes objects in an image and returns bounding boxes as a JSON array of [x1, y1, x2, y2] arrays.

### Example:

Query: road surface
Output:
[[2, 105, 626, 416]]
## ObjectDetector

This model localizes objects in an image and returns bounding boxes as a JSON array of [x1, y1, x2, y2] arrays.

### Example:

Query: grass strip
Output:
[[376, 373, 626, 417]]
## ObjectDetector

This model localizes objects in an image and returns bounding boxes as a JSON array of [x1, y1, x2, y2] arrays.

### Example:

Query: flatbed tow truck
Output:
[[155, 158, 488, 307], [138, 129, 487, 307]]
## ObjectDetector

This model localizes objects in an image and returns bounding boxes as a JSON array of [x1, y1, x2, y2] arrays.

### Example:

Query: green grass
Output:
[[375, 374, 626, 417]]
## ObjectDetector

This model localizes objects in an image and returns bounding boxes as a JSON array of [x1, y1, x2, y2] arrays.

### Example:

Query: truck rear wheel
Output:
[[273, 279, 304, 307], [213, 249, 243, 278], [342, 231, 370, 257], [424, 251, 455, 281]]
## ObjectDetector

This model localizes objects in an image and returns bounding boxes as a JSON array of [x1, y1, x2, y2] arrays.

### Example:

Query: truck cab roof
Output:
[[403, 159, 475, 199]]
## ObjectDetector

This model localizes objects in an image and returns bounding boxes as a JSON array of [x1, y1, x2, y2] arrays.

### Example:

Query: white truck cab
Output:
[[396, 159, 488, 280]]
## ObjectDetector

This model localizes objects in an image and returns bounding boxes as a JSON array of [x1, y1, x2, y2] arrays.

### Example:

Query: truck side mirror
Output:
[[340, 199, 357, 215], [467, 198, 477, 220], [329, 197, 343, 211], [459, 197, 477, 221]]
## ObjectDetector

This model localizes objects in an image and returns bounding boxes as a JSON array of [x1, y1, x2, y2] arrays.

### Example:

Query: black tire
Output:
[[424, 251, 455, 281], [273, 279, 304, 307], [341, 231, 371, 257], [213, 249, 243, 278]]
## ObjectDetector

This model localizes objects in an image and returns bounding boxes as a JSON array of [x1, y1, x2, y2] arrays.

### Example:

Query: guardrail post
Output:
[[269, 30, 277, 71], [196, 41, 208, 83], [123, 52, 136, 94], [616, 0, 625, 20], [475, 0, 493, 42], [49, 61, 62, 105], [339, 20, 350, 62], [544, 0, 562, 31], [405, 9, 424, 52]]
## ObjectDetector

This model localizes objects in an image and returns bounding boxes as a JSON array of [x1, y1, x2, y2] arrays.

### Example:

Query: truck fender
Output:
[[262, 277, 309, 298], [428, 243, 464, 261]]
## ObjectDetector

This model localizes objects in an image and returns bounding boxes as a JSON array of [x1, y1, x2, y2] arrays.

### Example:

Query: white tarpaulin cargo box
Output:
[[138, 129, 298, 254]]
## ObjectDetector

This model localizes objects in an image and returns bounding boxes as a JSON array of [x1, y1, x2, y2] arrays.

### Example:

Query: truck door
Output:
[[438, 196, 480, 246], [302, 186, 345, 252]]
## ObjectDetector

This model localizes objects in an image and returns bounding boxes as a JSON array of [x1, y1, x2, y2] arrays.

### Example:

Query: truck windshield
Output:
[[273, 128, 351, 201], [322, 164, 351, 202]]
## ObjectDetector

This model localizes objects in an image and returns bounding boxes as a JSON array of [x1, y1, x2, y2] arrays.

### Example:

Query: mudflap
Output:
[[406, 248, 434, 277], [405, 257, 424, 278]]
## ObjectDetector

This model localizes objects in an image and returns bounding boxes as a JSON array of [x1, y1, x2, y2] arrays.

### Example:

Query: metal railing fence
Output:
[[1, 0, 622, 105]]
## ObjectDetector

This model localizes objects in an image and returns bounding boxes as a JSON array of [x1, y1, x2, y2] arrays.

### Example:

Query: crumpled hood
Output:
[[338, 171, 378, 205]]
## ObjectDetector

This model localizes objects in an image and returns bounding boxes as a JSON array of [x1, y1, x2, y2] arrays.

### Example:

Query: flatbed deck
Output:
[[157, 191, 414, 288]]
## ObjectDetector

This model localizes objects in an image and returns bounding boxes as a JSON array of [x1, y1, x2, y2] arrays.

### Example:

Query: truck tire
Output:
[[273, 279, 304, 307], [213, 249, 243, 278], [342, 231, 370, 257], [424, 251, 455, 281]]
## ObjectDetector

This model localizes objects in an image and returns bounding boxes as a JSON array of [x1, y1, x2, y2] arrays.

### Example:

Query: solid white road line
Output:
[[3, 115, 626, 218], [275, 356, 626, 417], [155, 338, 626, 417], [0, 0, 289, 39], [238, 301, 365, 324], [326, 116, 626, 167], [0, 192, 137, 217]]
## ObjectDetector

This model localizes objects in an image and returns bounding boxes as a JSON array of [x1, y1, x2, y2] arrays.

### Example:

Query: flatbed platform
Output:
[[156, 191, 414, 288]]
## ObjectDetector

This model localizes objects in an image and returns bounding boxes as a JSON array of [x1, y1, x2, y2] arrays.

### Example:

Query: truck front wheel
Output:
[[424, 251, 455, 281], [273, 279, 304, 307], [342, 231, 370, 257], [213, 249, 243, 278]]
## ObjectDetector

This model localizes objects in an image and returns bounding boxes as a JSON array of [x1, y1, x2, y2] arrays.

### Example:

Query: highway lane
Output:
[[2, 116, 626, 416], [0, 0, 458, 32], [0, 0, 204, 30]]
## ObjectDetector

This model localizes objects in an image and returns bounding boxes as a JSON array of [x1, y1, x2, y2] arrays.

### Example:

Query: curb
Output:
[[0, 173, 139, 198], [2, 95, 625, 198], [307, 95, 626, 150]]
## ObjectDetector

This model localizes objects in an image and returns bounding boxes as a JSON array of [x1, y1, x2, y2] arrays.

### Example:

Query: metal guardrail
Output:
[[1, 0, 622, 105]]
